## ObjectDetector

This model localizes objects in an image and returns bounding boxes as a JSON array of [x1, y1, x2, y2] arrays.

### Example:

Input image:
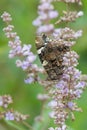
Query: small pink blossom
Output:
[[48, 11, 58, 19], [37, 24, 54, 34], [5, 111, 15, 120], [24, 77, 34, 84]]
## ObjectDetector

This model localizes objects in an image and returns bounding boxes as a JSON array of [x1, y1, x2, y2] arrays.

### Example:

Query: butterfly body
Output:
[[35, 34, 70, 80]]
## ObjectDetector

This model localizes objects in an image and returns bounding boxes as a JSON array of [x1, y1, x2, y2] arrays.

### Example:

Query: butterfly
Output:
[[35, 34, 70, 81]]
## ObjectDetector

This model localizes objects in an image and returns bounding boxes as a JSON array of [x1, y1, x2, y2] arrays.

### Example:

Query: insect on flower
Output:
[[35, 34, 70, 81]]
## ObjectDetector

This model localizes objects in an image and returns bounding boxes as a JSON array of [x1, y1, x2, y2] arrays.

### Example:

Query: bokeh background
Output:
[[0, 0, 87, 130]]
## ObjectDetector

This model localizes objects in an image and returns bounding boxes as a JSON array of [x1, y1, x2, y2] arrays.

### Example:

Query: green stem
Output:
[[22, 121, 34, 130], [5, 120, 26, 130]]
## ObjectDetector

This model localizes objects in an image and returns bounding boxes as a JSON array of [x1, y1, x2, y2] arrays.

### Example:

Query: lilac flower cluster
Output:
[[0, 95, 28, 121], [33, 0, 58, 34], [53, 0, 82, 5], [42, 1, 87, 130], [53, 27, 83, 46], [0, 95, 12, 108], [63, 51, 86, 100], [48, 51, 86, 129], [33, 0, 87, 130], [1, 12, 44, 84], [55, 11, 83, 24], [5, 110, 29, 121]]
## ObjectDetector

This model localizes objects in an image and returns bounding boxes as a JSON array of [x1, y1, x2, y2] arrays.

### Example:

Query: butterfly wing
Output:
[[35, 34, 70, 80]]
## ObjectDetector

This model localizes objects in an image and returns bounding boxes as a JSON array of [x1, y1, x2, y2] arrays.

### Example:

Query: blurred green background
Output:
[[0, 0, 87, 130]]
